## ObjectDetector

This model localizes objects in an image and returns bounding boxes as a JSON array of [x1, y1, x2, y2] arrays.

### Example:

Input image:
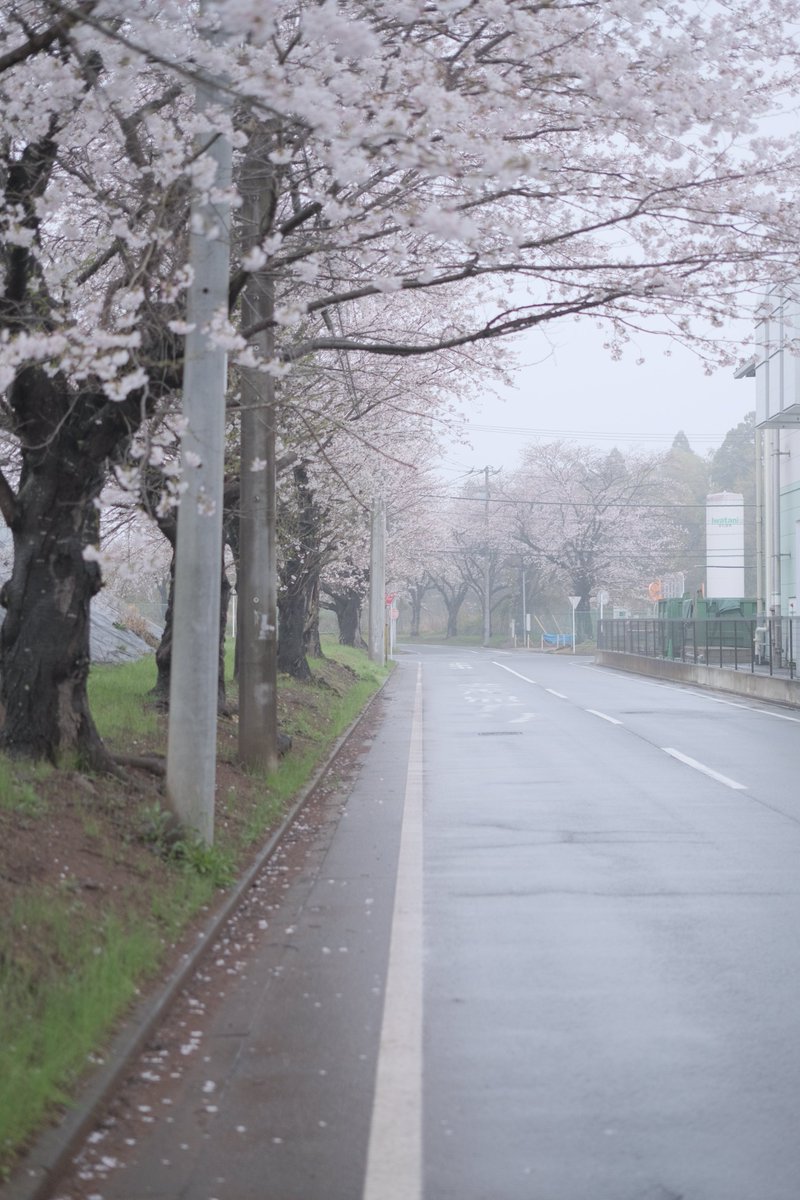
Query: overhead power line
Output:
[[465, 423, 730, 445], [421, 493, 755, 510], [405, 549, 756, 561]]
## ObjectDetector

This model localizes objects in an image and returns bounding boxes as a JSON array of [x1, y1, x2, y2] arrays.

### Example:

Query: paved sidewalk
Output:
[[35, 666, 418, 1200]]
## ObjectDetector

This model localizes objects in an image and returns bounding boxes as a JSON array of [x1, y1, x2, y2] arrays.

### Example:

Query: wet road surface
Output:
[[50, 646, 800, 1200]]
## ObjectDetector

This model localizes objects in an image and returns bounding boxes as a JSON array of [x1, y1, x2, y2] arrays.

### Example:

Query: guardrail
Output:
[[597, 617, 800, 680]]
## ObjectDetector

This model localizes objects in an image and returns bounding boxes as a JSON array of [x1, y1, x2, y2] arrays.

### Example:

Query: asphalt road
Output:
[[53, 646, 800, 1200]]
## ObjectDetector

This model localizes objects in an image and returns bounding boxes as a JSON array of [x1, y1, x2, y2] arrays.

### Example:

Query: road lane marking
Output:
[[645, 683, 800, 723], [491, 662, 566, 698], [704, 696, 752, 710], [509, 713, 536, 724], [662, 748, 747, 791], [492, 662, 537, 685], [362, 665, 423, 1200], [586, 709, 623, 725]]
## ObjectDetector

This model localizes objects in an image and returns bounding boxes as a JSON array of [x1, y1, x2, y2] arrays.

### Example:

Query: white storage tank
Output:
[[706, 491, 745, 598]]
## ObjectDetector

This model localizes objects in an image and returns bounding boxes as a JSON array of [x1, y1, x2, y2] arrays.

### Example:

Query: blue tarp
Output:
[[542, 633, 573, 647]]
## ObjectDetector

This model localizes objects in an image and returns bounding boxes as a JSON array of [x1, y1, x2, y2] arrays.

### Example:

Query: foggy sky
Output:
[[440, 319, 754, 480]]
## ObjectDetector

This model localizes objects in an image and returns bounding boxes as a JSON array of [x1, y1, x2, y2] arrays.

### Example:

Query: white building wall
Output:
[[751, 291, 800, 615]]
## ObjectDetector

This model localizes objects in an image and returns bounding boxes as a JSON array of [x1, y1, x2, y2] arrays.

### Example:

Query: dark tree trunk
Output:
[[153, 541, 175, 705], [303, 566, 323, 660], [443, 585, 469, 639], [0, 409, 110, 767], [0, 130, 181, 766], [430, 578, 469, 641], [150, 476, 237, 710], [409, 582, 427, 638], [277, 587, 313, 680], [576, 593, 593, 643], [277, 464, 326, 681], [151, 546, 229, 711], [328, 589, 365, 647], [223, 487, 240, 682], [218, 561, 232, 708]]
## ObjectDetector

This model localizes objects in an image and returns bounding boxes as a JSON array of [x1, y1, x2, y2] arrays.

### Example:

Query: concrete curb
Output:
[[3, 667, 395, 1200], [594, 648, 800, 708]]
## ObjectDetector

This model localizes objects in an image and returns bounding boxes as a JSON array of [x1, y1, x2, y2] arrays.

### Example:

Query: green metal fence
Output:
[[597, 617, 799, 680]]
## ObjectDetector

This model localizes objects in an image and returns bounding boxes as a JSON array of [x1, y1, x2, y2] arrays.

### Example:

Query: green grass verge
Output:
[[0, 894, 162, 1169], [235, 639, 391, 846], [0, 639, 390, 1177], [399, 631, 509, 647], [88, 656, 160, 743], [0, 758, 52, 817]]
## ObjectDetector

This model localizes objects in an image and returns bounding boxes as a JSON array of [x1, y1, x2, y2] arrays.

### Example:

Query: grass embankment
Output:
[[0, 641, 390, 1179], [400, 631, 510, 648], [400, 633, 598, 653]]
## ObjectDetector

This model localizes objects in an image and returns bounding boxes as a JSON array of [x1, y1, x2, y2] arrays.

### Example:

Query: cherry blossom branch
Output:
[[0, 1, 97, 73]]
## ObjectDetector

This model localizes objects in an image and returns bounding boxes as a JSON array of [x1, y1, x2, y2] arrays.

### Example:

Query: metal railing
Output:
[[597, 617, 799, 680]]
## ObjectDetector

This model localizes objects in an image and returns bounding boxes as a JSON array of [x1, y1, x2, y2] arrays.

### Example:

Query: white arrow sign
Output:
[[568, 595, 580, 654]]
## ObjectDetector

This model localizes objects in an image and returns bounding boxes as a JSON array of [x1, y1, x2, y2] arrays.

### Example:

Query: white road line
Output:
[[662, 747, 747, 791], [362, 665, 424, 1200], [704, 696, 751, 710], [586, 709, 623, 725], [752, 708, 800, 723], [509, 713, 536, 724], [672, 689, 800, 725], [546, 688, 567, 699], [492, 661, 538, 685]]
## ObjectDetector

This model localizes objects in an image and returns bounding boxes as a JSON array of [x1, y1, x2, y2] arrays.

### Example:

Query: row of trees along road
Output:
[[401, 425, 756, 643], [1, 1, 797, 834]]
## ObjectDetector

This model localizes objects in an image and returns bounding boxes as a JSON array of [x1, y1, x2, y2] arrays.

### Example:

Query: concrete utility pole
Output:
[[238, 140, 278, 772], [368, 499, 386, 664], [166, 29, 232, 845], [482, 466, 491, 646], [478, 465, 500, 647]]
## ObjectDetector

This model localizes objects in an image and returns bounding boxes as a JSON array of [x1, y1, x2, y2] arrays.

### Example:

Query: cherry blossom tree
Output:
[[443, 490, 514, 641], [505, 443, 681, 639], [5, 0, 800, 763], [654, 431, 712, 597], [426, 562, 472, 640], [0, 16, 190, 764], [403, 576, 432, 639], [273, 342, 461, 674], [408, 483, 512, 641]]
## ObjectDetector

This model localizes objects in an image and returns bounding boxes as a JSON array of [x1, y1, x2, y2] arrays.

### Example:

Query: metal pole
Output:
[[482, 465, 491, 647], [166, 17, 232, 844], [772, 428, 783, 612], [771, 429, 783, 666], [791, 617, 795, 680], [755, 426, 764, 619]]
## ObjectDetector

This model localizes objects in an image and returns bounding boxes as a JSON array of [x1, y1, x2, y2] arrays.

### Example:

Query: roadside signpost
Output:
[[568, 595, 580, 654]]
